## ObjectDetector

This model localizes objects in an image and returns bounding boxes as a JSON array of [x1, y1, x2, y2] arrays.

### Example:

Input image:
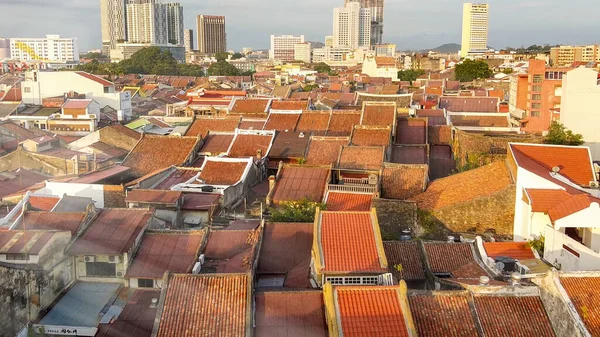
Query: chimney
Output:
[[150, 298, 159, 308], [479, 276, 489, 286], [510, 272, 522, 286], [268, 175, 276, 194]]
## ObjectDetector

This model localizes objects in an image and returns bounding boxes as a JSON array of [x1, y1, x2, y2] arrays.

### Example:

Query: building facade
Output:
[[345, 0, 384, 46], [294, 42, 312, 63], [184, 29, 194, 52], [550, 45, 600, 67], [9, 35, 79, 62], [100, 0, 127, 54], [165, 3, 184, 45], [269, 35, 304, 62], [196, 15, 226, 54], [333, 2, 361, 49], [375, 43, 396, 57], [126, 0, 168, 45], [460, 3, 489, 57]]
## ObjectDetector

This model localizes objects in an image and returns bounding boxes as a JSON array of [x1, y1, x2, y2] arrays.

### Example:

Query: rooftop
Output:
[[409, 292, 478, 337], [559, 276, 600, 336], [423, 242, 487, 279], [270, 100, 307, 110], [156, 273, 250, 337], [271, 166, 330, 204], [202, 228, 260, 273], [350, 125, 391, 147], [439, 97, 499, 113], [229, 98, 271, 115], [126, 231, 206, 279], [396, 118, 427, 145], [450, 115, 510, 128], [0, 230, 61, 255], [268, 131, 310, 159], [384, 241, 425, 281], [96, 289, 160, 337], [263, 113, 301, 131], [381, 164, 428, 200], [0, 168, 49, 199], [125, 189, 182, 205], [199, 133, 235, 154], [305, 137, 348, 166], [200, 158, 250, 185], [228, 132, 274, 158], [483, 241, 535, 260], [325, 191, 373, 212], [122, 135, 199, 178], [296, 111, 331, 135], [21, 211, 85, 235], [62, 99, 93, 109], [361, 104, 396, 127], [327, 111, 361, 137], [184, 116, 240, 138], [338, 146, 385, 171]]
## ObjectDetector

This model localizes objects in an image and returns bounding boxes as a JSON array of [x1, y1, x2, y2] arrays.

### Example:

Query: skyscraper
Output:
[[165, 3, 184, 45], [196, 15, 226, 54], [333, 2, 370, 49], [100, 0, 127, 54], [460, 3, 489, 57], [184, 29, 194, 52], [270, 35, 305, 62], [126, 0, 168, 44], [345, 0, 384, 46]]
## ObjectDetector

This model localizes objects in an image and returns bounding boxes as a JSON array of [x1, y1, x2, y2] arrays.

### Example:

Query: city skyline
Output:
[[1, 0, 600, 52]]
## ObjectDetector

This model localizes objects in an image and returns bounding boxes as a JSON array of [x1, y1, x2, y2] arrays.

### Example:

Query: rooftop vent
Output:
[[150, 298, 158, 308], [299, 132, 305, 138], [552, 166, 560, 174], [447, 236, 455, 243], [479, 276, 490, 286], [510, 272, 522, 286]]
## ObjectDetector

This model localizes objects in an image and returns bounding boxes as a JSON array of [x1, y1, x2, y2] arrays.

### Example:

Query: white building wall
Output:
[[270, 35, 305, 62], [294, 43, 312, 63], [560, 67, 600, 160], [9, 35, 79, 62], [36, 182, 105, 208], [333, 2, 360, 49]]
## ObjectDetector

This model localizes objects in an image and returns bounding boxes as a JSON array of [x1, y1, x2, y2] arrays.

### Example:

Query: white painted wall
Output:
[[36, 181, 105, 208]]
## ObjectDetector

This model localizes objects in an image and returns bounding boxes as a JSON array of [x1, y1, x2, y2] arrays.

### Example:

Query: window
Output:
[[325, 276, 379, 285], [24, 87, 31, 93], [533, 75, 543, 83], [531, 111, 541, 117], [6, 253, 29, 260], [85, 262, 116, 277], [138, 279, 154, 288], [532, 103, 541, 109], [532, 85, 542, 93], [532, 94, 542, 100]]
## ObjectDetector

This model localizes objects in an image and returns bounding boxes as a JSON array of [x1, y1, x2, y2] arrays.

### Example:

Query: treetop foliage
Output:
[[455, 59, 493, 82], [544, 121, 584, 146]]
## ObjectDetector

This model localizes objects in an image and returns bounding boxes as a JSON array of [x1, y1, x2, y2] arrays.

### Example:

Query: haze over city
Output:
[[1, 0, 600, 51]]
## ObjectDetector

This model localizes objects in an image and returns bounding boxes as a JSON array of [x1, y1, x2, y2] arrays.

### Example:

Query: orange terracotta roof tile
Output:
[[424, 242, 484, 278], [270, 100, 308, 110], [338, 146, 385, 171], [239, 118, 266, 130], [483, 241, 535, 260], [263, 113, 300, 131], [320, 211, 385, 273], [123, 135, 199, 177], [383, 242, 425, 280], [450, 115, 509, 127], [525, 188, 572, 212], [409, 293, 478, 337], [228, 133, 274, 158], [199, 133, 234, 154], [375, 57, 396, 67], [184, 116, 241, 137], [335, 287, 409, 337], [305, 137, 349, 166], [125, 189, 182, 205], [255, 291, 327, 336], [325, 191, 373, 211], [511, 144, 595, 187], [296, 111, 331, 135], [230, 98, 271, 115], [440, 97, 499, 112], [271, 166, 329, 204], [200, 159, 249, 185], [474, 295, 555, 337], [202, 229, 259, 273], [28, 196, 59, 211], [350, 126, 391, 147], [560, 276, 600, 336], [156, 274, 250, 337], [547, 193, 600, 221], [361, 104, 396, 127], [411, 161, 511, 210], [327, 111, 361, 136], [382, 164, 428, 200]]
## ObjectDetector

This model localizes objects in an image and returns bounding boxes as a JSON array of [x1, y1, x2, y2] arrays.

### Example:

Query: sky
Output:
[[0, 0, 599, 52]]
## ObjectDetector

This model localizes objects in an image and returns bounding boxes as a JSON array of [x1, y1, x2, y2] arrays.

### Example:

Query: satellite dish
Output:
[[495, 262, 505, 272]]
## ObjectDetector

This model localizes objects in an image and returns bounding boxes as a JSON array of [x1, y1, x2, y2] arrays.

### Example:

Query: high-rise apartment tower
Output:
[[100, 0, 127, 54], [345, 0, 384, 46], [196, 15, 226, 54], [165, 3, 184, 45], [460, 3, 489, 57]]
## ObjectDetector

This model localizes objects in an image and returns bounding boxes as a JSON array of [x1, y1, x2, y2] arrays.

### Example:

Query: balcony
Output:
[[327, 183, 377, 194]]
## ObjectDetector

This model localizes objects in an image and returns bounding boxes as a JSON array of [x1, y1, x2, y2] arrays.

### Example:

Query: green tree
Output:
[[302, 84, 319, 92], [455, 59, 493, 82], [177, 63, 204, 77], [313, 62, 332, 74], [207, 60, 240, 76], [215, 52, 230, 62], [231, 53, 244, 60], [397, 69, 425, 83], [270, 199, 325, 222], [119, 47, 177, 74], [544, 121, 584, 146]]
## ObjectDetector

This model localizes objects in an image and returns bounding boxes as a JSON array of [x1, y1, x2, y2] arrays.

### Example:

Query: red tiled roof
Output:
[[382, 164, 428, 200], [439, 97, 499, 112], [0, 230, 58, 255], [409, 293, 478, 337], [350, 126, 391, 147], [296, 111, 331, 135], [200, 159, 249, 185], [22, 212, 84, 235], [239, 119, 266, 130], [320, 211, 385, 273], [76, 71, 113, 87], [424, 242, 484, 278], [361, 104, 396, 127], [270, 101, 308, 111], [397, 118, 427, 145], [483, 241, 535, 260], [327, 111, 361, 136], [230, 98, 271, 115], [474, 295, 555, 337], [254, 291, 327, 337], [450, 115, 509, 127], [268, 131, 310, 159], [412, 161, 512, 210], [525, 189, 572, 212], [125, 189, 182, 205], [199, 133, 235, 154], [156, 274, 250, 337], [511, 144, 595, 187], [263, 113, 300, 131], [375, 57, 396, 67], [547, 193, 600, 221], [560, 276, 600, 336], [62, 99, 92, 109], [123, 135, 199, 177], [335, 287, 409, 337], [257, 223, 314, 288], [184, 117, 241, 137], [305, 137, 348, 166], [202, 229, 260, 273], [28, 196, 59, 211], [96, 289, 160, 337], [228, 133, 273, 158], [126, 231, 206, 278], [338, 146, 385, 171], [391, 146, 428, 165], [0, 168, 49, 199], [271, 166, 330, 204], [182, 193, 220, 211], [68, 209, 152, 255], [383, 241, 425, 280], [325, 192, 373, 212]]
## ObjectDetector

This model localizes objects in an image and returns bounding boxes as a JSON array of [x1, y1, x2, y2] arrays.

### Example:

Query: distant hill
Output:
[[418, 43, 461, 54], [308, 41, 325, 48]]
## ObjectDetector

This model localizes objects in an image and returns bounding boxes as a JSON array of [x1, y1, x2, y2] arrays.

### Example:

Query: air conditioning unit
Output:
[[108, 256, 120, 264], [192, 262, 202, 274], [116, 271, 123, 277], [198, 254, 205, 264], [84, 256, 95, 263]]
